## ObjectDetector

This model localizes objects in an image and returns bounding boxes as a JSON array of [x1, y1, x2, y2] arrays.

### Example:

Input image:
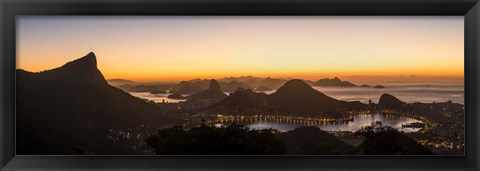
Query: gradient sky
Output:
[[17, 16, 464, 83]]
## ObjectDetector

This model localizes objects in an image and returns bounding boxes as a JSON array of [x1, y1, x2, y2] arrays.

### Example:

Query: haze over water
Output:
[[131, 82, 464, 104], [313, 82, 464, 104]]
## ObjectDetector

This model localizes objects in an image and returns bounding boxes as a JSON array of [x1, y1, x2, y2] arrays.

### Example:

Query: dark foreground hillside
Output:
[[276, 127, 354, 155], [145, 123, 431, 155], [16, 52, 179, 154]]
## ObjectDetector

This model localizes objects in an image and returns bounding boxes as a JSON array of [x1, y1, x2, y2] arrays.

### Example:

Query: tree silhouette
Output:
[[354, 121, 432, 155], [146, 123, 286, 155]]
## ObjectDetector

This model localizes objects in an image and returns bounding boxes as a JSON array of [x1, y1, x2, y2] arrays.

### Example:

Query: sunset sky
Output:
[[17, 16, 464, 83]]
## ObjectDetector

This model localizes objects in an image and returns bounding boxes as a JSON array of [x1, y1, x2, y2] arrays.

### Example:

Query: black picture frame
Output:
[[1, 0, 479, 170]]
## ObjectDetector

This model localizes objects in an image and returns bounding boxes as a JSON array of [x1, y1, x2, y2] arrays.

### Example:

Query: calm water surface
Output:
[[219, 114, 423, 133], [312, 82, 464, 104], [129, 92, 187, 103]]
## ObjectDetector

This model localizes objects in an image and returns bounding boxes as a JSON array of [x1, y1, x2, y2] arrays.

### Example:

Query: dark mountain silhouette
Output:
[[219, 76, 259, 84], [210, 79, 368, 116], [360, 84, 371, 88], [346, 100, 369, 110], [16, 52, 178, 155], [115, 76, 286, 95], [374, 85, 386, 89], [186, 79, 227, 101], [211, 88, 267, 111], [167, 93, 185, 99], [210, 79, 221, 89], [218, 76, 286, 89], [170, 82, 204, 94], [255, 85, 273, 91], [276, 127, 353, 155], [265, 79, 347, 115], [378, 94, 406, 109], [168, 79, 250, 94], [222, 80, 252, 92], [259, 77, 287, 89], [313, 77, 356, 87], [233, 87, 267, 98]]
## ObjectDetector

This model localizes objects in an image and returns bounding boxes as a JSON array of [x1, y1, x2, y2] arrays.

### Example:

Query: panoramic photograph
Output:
[[16, 16, 464, 155]]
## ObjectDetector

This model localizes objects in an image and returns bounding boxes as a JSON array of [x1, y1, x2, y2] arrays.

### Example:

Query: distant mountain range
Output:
[[312, 77, 356, 87], [115, 76, 385, 95], [212, 88, 267, 111], [17, 52, 179, 155], [186, 78, 399, 117], [210, 79, 373, 117], [186, 79, 228, 101]]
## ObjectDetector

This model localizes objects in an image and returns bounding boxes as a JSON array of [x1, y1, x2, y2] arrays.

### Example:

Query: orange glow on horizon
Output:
[[98, 69, 463, 83], [17, 16, 464, 83]]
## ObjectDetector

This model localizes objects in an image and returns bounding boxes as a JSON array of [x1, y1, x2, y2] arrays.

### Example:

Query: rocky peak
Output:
[[209, 79, 221, 90], [378, 94, 406, 108]]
